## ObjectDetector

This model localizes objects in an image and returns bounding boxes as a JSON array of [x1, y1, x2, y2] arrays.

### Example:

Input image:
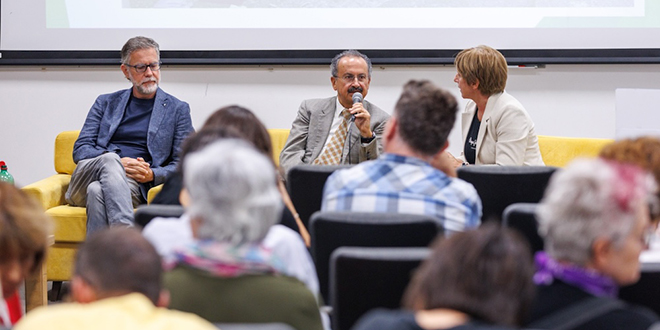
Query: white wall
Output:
[[1, 63, 659, 187]]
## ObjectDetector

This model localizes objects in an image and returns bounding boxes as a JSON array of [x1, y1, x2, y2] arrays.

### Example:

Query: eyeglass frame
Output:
[[124, 61, 162, 73], [334, 73, 369, 84]]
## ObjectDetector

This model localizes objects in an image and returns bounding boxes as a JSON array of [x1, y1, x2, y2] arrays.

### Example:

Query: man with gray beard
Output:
[[66, 36, 193, 236]]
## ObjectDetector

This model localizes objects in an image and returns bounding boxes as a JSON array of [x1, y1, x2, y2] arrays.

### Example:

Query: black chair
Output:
[[330, 247, 430, 330], [286, 164, 352, 229], [309, 211, 442, 304], [214, 323, 296, 330], [457, 165, 558, 223], [502, 203, 543, 256], [133, 204, 185, 228], [620, 261, 660, 316]]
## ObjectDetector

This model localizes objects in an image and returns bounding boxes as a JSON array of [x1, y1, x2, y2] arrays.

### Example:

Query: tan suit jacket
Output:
[[459, 92, 544, 166], [279, 96, 390, 175]]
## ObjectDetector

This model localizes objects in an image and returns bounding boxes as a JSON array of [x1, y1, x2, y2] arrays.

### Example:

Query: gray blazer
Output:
[[279, 96, 390, 175], [73, 87, 194, 189]]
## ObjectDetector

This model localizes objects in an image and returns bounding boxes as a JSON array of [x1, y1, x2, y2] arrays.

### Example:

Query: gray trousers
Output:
[[65, 153, 144, 237]]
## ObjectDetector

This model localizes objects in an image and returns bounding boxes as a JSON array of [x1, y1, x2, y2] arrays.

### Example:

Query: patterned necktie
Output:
[[313, 109, 352, 165]]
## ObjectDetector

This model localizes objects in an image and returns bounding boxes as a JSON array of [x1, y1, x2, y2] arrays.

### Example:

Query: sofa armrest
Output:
[[22, 174, 71, 210], [147, 184, 163, 204]]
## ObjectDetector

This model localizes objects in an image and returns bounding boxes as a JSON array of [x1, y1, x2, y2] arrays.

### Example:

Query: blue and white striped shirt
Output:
[[321, 153, 482, 236]]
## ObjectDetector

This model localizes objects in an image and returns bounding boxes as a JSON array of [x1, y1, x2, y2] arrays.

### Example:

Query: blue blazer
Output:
[[73, 88, 194, 195]]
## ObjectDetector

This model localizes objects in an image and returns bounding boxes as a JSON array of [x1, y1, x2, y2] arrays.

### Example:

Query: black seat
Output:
[[330, 247, 430, 330], [502, 202, 543, 256], [457, 165, 557, 223], [133, 204, 185, 228], [286, 164, 352, 229], [309, 211, 442, 304]]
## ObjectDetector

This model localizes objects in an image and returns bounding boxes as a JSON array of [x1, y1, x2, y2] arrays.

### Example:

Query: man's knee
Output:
[[86, 181, 103, 203]]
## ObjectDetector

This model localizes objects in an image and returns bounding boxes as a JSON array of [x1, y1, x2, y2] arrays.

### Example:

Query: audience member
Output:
[[526, 158, 660, 330], [14, 227, 216, 330], [450, 45, 543, 166], [150, 105, 308, 240], [322, 80, 481, 236], [65, 36, 194, 236], [143, 127, 321, 306], [0, 183, 52, 327], [279, 49, 390, 175], [352, 223, 535, 330], [599, 136, 660, 224], [164, 140, 325, 330]]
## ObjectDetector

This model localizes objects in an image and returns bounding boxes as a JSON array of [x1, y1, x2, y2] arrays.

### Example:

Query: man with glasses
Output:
[[66, 36, 193, 236], [279, 50, 390, 175]]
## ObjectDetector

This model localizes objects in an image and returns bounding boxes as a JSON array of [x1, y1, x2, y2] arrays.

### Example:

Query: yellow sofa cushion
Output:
[[47, 205, 87, 243], [538, 135, 614, 168], [55, 131, 79, 175]]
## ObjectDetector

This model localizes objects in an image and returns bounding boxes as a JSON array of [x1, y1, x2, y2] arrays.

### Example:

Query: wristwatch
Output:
[[361, 132, 376, 143]]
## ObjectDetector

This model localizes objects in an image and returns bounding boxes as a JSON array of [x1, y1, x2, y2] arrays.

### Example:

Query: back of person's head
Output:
[[538, 158, 656, 266], [0, 182, 52, 298], [201, 105, 273, 160], [403, 223, 535, 327], [393, 80, 458, 156], [184, 139, 282, 245], [177, 126, 244, 172], [73, 227, 163, 305], [454, 45, 508, 96]]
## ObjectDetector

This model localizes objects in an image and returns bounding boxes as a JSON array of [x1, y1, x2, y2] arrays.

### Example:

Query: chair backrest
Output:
[[457, 166, 557, 223], [537, 135, 613, 168], [54, 130, 80, 175], [502, 203, 543, 256], [310, 211, 441, 304], [214, 323, 296, 330], [286, 164, 353, 229], [619, 262, 660, 316], [267, 128, 290, 167], [330, 247, 430, 330], [134, 204, 185, 228]]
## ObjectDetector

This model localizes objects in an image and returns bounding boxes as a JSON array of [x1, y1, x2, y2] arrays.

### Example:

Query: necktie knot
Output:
[[341, 109, 352, 121]]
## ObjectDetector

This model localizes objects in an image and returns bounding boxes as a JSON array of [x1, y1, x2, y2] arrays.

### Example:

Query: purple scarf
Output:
[[534, 251, 619, 298]]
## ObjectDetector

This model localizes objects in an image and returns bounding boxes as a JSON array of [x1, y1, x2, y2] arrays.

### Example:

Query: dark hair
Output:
[[330, 50, 372, 78], [178, 126, 244, 172], [0, 182, 52, 275], [74, 227, 163, 305], [395, 80, 458, 156], [120, 36, 160, 65], [202, 105, 273, 161], [403, 223, 535, 327]]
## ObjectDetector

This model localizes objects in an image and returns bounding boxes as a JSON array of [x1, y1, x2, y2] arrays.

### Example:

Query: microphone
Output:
[[351, 92, 363, 121]]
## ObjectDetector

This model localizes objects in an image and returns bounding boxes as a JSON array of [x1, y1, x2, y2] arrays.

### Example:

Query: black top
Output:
[[351, 309, 516, 330], [527, 280, 659, 330], [110, 95, 154, 162], [463, 111, 480, 165]]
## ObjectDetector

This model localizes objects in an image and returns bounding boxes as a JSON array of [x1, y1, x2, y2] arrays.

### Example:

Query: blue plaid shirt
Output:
[[321, 153, 482, 236]]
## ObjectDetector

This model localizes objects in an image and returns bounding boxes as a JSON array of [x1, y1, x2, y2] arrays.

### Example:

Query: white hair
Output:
[[538, 158, 656, 266], [183, 139, 282, 245]]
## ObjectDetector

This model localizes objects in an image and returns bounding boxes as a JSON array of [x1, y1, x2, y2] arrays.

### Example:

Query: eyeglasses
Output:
[[125, 61, 161, 73], [336, 73, 369, 83]]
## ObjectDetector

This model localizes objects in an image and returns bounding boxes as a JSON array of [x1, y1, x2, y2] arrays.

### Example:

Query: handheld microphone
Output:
[[351, 92, 363, 121]]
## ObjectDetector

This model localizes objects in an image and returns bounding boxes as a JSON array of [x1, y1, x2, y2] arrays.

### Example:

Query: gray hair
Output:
[[330, 50, 372, 78], [120, 36, 160, 65], [183, 139, 282, 245], [538, 158, 655, 266]]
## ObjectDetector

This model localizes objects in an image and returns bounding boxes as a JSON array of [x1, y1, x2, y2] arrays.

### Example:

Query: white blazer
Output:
[[459, 92, 544, 166]]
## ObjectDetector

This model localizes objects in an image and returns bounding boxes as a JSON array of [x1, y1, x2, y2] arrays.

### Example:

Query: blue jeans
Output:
[[65, 153, 144, 237]]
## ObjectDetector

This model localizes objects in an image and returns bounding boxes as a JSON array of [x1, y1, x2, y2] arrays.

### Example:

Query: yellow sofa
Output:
[[537, 135, 614, 168]]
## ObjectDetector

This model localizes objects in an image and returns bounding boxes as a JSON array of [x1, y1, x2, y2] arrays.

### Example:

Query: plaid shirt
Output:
[[321, 153, 482, 236]]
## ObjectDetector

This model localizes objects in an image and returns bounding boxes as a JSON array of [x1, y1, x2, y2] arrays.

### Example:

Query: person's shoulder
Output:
[[301, 96, 336, 108], [364, 100, 389, 116], [491, 91, 526, 113], [156, 308, 218, 330], [352, 309, 420, 330], [96, 88, 131, 101], [155, 88, 189, 107]]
